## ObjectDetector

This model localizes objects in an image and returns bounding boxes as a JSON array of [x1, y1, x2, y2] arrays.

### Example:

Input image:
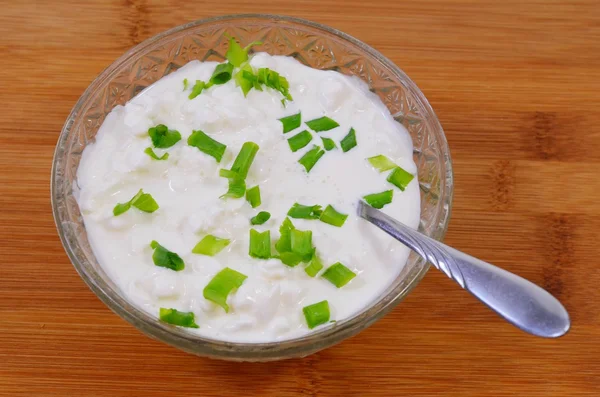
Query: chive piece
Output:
[[321, 137, 336, 151], [340, 128, 357, 153], [387, 167, 415, 191], [234, 63, 255, 97], [278, 252, 303, 267], [305, 116, 339, 132], [275, 218, 295, 254], [249, 229, 271, 259], [189, 80, 207, 99], [150, 240, 185, 271], [363, 190, 394, 209], [251, 211, 271, 225], [279, 112, 301, 134], [159, 308, 199, 328], [304, 254, 324, 277], [210, 62, 234, 85], [319, 205, 348, 227], [192, 235, 230, 256], [221, 176, 246, 199], [187, 130, 227, 163], [287, 203, 323, 220], [219, 169, 239, 179], [148, 124, 181, 149], [144, 147, 169, 161], [288, 130, 313, 152], [230, 142, 259, 179], [256, 68, 293, 100], [367, 154, 396, 172], [298, 145, 325, 173], [322, 262, 356, 288], [303, 301, 330, 329], [113, 189, 159, 216], [291, 229, 314, 262], [203, 267, 247, 312], [225, 38, 248, 67], [183, 78, 189, 91], [245, 185, 261, 208]]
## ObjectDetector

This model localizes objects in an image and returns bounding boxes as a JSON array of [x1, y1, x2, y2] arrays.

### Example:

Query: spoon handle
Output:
[[357, 201, 570, 338]]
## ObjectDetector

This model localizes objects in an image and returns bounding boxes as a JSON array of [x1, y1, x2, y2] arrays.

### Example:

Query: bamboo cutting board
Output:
[[1, 1, 599, 396]]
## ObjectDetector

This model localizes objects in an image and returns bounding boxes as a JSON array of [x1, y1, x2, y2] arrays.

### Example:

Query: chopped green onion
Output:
[[219, 169, 239, 179], [187, 130, 226, 163], [305, 116, 339, 132], [229, 142, 259, 179], [159, 308, 199, 328], [251, 211, 271, 225], [287, 130, 313, 152], [340, 128, 357, 153], [275, 218, 295, 254], [220, 175, 246, 199], [249, 229, 271, 259], [203, 267, 247, 312], [363, 190, 394, 209], [367, 154, 396, 172], [256, 68, 293, 100], [291, 229, 314, 262], [321, 137, 336, 151], [189, 80, 207, 99], [113, 189, 159, 216], [304, 254, 324, 277], [319, 205, 348, 227], [321, 262, 356, 288], [148, 124, 181, 149], [144, 147, 169, 161], [245, 185, 261, 208], [278, 112, 301, 134], [225, 37, 261, 67], [277, 252, 303, 267], [150, 240, 184, 271], [183, 78, 189, 91], [192, 235, 230, 256], [298, 145, 325, 173], [303, 301, 330, 329], [234, 64, 255, 97], [387, 167, 415, 191], [209, 62, 234, 85], [287, 203, 323, 220]]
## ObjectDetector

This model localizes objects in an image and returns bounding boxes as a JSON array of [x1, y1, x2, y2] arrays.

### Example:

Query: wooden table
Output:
[[2, 1, 599, 395]]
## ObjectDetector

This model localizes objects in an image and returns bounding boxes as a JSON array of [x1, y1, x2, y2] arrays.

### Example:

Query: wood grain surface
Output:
[[1, 0, 599, 395]]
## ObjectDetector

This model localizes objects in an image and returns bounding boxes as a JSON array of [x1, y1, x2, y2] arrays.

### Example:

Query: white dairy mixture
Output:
[[76, 53, 421, 342]]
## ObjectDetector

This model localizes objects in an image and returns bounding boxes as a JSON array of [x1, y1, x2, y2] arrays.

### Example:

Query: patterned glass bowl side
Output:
[[51, 14, 453, 361]]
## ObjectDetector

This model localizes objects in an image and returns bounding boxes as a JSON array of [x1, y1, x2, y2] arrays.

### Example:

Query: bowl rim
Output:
[[51, 13, 453, 360]]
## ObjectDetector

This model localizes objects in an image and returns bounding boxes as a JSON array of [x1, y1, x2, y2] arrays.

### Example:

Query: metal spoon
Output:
[[357, 201, 570, 338]]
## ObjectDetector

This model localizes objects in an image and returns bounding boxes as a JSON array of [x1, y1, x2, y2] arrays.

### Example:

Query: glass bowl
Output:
[[51, 14, 453, 361]]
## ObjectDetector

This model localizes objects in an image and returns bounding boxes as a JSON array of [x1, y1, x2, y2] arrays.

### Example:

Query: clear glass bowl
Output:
[[51, 14, 453, 361]]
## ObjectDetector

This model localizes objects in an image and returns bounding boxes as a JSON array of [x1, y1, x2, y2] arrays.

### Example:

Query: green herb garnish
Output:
[[192, 235, 230, 256], [279, 112, 301, 134], [305, 116, 339, 132], [251, 211, 271, 225], [321, 137, 336, 151], [367, 154, 396, 172], [304, 254, 324, 277], [249, 229, 271, 259], [234, 64, 256, 97], [321, 262, 356, 288], [363, 190, 394, 209], [287, 203, 323, 220], [340, 127, 357, 152], [209, 62, 234, 85], [144, 147, 169, 161], [187, 130, 226, 163], [245, 185, 261, 208], [319, 205, 348, 227], [189, 80, 207, 99], [298, 145, 325, 173], [275, 217, 295, 254], [148, 124, 181, 149], [277, 252, 303, 267], [225, 37, 261, 67], [159, 308, 199, 328], [150, 240, 184, 271], [303, 300, 330, 329], [291, 229, 314, 262], [387, 167, 415, 191], [256, 68, 293, 100], [221, 175, 246, 199], [113, 189, 159, 216], [183, 78, 189, 91], [288, 130, 313, 152], [229, 142, 259, 179], [203, 267, 247, 312]]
